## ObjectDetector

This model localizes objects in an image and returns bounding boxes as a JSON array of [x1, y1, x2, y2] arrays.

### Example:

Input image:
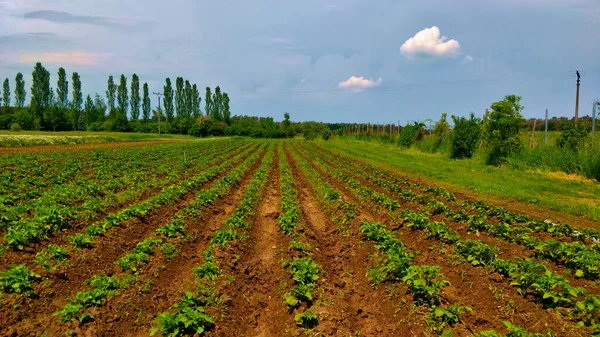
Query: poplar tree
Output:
[[117, 74, 128, 117], [130, 73, 140, 120], [83, 94, 94, 126], [30, 62, 52, 122], [175, 77, 184, 118], [211, 86, 223, 121], [106, 76, 116, 112], [93, 94, 107, 123], [14, 73, 26, 108], [2, 78, 9, 110], [222, 92, 231, 125], [56, 67, 68, 110], [184, 80, 193, 119], [71, 72, 82, 129], [142, 82, 151, 122], [163, 78, 174, 122], [205, 87, 213, 119], [192, 84, 201, 117]]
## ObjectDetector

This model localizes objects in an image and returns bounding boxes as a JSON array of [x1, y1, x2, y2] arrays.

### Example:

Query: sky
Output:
[[0, 0, 599, 123]]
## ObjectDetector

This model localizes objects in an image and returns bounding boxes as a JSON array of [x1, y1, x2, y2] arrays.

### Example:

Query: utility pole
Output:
[[152, 92, 163, 137], [544, 109, 549, 146], [575, 71, 581, 124]]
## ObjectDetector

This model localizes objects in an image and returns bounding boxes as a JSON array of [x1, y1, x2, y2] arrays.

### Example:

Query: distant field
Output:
[[0, 130, 195, 147]]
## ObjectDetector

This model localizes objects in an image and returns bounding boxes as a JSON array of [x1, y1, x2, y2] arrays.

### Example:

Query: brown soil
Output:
[[0, 139, 183, 156]]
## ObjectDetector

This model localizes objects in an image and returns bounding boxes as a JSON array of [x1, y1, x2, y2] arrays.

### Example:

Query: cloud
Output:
[[338, 75, 382, 91], [400, 26, 461, 59], [23, 10, 149, 30], [463, 55, 473, 63], [18, 51, 112, 65]]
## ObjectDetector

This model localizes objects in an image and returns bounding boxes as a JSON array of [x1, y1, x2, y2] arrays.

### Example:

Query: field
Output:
[[1, 139, 600, 336]]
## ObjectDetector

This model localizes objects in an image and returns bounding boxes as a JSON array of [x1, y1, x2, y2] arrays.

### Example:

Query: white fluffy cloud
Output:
[[400, 26, 461, 59], [338, 75, 382, 91]]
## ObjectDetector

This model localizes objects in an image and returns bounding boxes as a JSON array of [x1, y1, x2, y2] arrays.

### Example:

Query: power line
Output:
[[233, 69, 600, 97]]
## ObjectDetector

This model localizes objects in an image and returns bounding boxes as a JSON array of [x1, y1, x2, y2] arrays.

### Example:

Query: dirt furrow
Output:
[[205, 151, 292, 336], [285, 143, 404, 336]]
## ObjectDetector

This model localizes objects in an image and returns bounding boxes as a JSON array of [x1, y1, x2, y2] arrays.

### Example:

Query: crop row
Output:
[[0, 143, 262, 301], [51, 143, 267, 325], [2, 142, 253, 251], [151, 143, 275, 336], [277, 142, 322, 328], [304, 143, 600, 281], [297, 142, 591, 335]]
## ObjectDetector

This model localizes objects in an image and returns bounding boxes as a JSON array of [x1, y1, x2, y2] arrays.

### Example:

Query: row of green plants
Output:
[[298, 143, 588, 335], [0, 141, 230, 247], [277, 143, 322, 328], [3, 143, 254, 250], [51, 143, 266, 324], [312, 142, 600, 246], [0, 145, 261, 300], [308, 143, 600, 279], [290, 144, 471, 334], [151, 143, 275, 336]]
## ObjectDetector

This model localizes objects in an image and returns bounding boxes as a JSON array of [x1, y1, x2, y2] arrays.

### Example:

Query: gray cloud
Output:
[[23, 10, 151, 30]]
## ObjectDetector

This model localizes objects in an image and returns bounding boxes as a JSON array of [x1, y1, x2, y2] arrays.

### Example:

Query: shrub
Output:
[[10, 123, 21, 131], [557, 121, 587, 151], [484, 95, 525, 165], [450, 113, 482, 159], [397, 122, 425, 148]]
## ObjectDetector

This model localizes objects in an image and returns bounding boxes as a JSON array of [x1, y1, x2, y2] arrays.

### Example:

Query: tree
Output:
[[30, 62, 52, 124], [130, 73, 140, 121], [106, 76, 116, 112], [184, 80, 193, 119], [80, 94, 93, 130], [93, 94, 106, 123], [117, 74, 128, 117], [175, 77, 184, 118], [2, 78, 10, 110], [450, 113, 482, 159], [56, 67, 69, 110], [211, 86, 223, 121], [192, 84, 201, 117], [484, 94, 524, 165], [163, 78, 174, 122], [222, 92, 231, 125], [15, 73, 26, 108], [142, 82, 151, 122], [205, 87, 213, 119], [71, 72, 82, 129]]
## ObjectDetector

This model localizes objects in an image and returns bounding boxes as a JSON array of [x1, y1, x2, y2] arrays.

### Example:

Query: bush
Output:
[[450, 113, 482, 159], [10, 123, 21, 131], [484, 95, 524, 165], [397, 122, 424, 148], [557, 121, 587, 151]]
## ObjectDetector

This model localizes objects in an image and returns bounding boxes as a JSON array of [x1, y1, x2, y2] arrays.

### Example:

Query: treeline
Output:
[[0, 62, 298, 138]]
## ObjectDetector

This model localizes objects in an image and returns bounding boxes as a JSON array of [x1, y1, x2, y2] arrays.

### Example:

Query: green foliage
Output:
[[0, 264, 40, 295], [402, 265, 449, 306], [150, 292, 214, 336], [10, 123, 21, 131], [485, 95, 524, 165], [106, 75, 116, 112], [142, 82, 151, 121], [34, 244, 70, 270], [294, 308, 319, 328], [398, 122, 425, 148], [130, 73, 141, 121], [117, 74, 129, 117], [556, 121, 587, 151], [3, 78, 11, 110], [475, 321, 556, 337], [193, 255, 221, 280], [15, 72, 26, 108], [455, 240, 498, 266], [30, 62, 52, 123], [156, 219, 186, 238], [450, 113, 482, 159], [68, 233, 94, 249], [428, 303, 472, 333]]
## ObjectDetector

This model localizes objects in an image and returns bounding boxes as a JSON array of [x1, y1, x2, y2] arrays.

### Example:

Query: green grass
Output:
[[0, 131, 196, 146], [319, 139, 600, 221]]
